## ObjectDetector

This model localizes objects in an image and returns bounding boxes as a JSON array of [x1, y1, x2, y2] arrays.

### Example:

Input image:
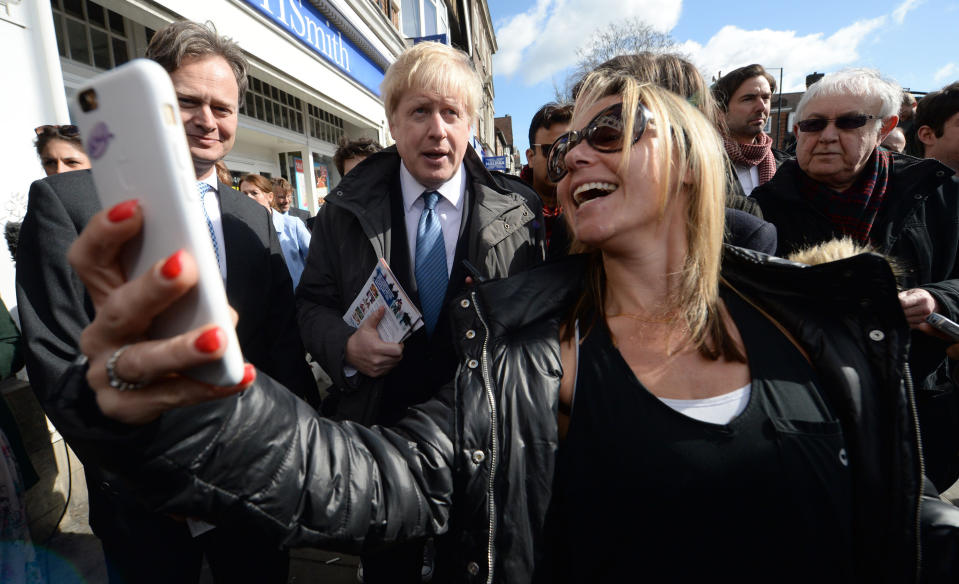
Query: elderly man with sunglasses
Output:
[[753, 68, 959, 492]]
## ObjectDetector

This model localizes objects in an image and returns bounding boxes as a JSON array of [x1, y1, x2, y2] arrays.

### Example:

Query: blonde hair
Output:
[[566, 73, 738, 361], [381, 42, 481, 125]]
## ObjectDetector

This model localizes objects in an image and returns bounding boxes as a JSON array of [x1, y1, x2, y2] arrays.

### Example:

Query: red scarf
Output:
[[723, 133, 777, 185], [800, 149, 891, 244]]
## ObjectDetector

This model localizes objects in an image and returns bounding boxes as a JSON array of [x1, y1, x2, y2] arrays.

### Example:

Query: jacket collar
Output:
[[466, 255, 587, 336], [886, 153, 954, 197], [759, 152, 953, 201], [325, 144, 536, 248], [721, 244, 906, 336]]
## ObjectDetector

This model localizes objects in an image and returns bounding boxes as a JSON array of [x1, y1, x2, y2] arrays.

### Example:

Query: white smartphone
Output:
[[70, 59, 245, 386], [926, 313, 959, 343]]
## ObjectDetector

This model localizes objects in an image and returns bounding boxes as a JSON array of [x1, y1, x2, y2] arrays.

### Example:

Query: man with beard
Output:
[[712, 64, 788, 196]]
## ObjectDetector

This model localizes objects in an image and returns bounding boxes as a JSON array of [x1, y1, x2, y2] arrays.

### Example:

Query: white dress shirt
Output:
[[400, 162, 467, 277], [734, 163, 761, 196], [343, 164, 467, 379]]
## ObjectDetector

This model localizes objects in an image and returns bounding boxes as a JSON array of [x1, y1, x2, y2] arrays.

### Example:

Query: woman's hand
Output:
[[68, 200, 254, 425]]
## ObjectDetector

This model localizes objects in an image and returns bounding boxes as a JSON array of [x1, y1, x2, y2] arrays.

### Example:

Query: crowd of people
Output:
[[3, 15, 959, 584]]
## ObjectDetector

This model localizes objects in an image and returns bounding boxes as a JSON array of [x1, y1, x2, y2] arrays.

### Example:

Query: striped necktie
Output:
[[414, 191, 448, 336], [196, 182, 221, 271]]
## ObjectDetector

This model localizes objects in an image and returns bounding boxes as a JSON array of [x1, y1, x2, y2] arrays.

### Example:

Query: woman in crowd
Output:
[[238, 173, 311, 287], [49, 71, 944, 582], [34, 124, 90, 176]]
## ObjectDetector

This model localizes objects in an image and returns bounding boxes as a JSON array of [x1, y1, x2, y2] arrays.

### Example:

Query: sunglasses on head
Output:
[[546, 103, 652, 183], [35, 124, 80, 138], [796, 114, 879, 133]]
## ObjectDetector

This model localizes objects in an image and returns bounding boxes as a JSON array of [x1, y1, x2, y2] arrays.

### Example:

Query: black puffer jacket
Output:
[[753, 154, 959, 488], [51, 249, 934, 583], [297, 145, 544, 425]]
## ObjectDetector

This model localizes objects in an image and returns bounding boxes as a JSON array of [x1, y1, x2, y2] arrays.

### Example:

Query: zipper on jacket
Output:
[[902, 362, 923, 584], [471, 289, 498, 584]]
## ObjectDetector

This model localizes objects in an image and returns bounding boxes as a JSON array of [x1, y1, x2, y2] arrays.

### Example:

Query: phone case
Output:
[[70, 59, 245, 386], [926, 313, 959, 342]]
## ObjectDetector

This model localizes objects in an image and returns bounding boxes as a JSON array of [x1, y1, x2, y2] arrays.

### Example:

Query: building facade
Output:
[[1, 0, 498, 306]]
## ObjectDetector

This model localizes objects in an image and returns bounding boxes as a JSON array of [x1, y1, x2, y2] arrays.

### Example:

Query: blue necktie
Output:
[[415, 191, 448, 336], [197, 182, 221, 271]]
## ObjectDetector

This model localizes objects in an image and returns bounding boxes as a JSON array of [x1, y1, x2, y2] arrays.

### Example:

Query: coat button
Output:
[[504, 223, 510, 229], [460, 299, 471, 308], [466, 329, 476, 339], [471, 450, 486, 463], [869, 330, 885, 341], [467, 359, 479, 369], [913, 193, 924, 199], [467, 561, 480, 575], [936, 170, 946, 177]]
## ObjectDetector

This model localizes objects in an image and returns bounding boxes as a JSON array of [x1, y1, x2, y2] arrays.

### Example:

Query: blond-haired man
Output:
[[296, 41, 544, 581]]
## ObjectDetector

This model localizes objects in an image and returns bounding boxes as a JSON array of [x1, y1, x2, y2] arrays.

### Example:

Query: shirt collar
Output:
[[197, 168, 218, 192], [400, 161, 467, 213]]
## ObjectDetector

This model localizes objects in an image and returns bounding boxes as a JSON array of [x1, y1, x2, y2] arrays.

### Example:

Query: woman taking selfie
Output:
[[50, 72, 941, 582]]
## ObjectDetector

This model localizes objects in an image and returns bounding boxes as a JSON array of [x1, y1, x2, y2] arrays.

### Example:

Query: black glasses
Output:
[[546, 103, 652, 183], [35, 124, 80, 138], [530, 143, 552, 157], [796, 114, 879, 133]]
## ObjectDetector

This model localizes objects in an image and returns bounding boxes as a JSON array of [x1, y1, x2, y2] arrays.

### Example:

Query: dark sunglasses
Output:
[[35, 124, 80, 138], [546, 103, 652, 183], [796, 114, 879, 133]]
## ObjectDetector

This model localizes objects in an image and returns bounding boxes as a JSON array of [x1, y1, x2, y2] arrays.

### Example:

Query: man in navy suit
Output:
[[17, 20, 314, 584]]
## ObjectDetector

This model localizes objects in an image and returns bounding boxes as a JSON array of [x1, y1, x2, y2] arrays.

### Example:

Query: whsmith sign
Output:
[[245, 0, 385, 96]]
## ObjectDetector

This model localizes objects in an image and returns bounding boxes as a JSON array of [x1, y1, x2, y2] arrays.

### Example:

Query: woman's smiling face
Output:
[[557, 95, 682, 254]]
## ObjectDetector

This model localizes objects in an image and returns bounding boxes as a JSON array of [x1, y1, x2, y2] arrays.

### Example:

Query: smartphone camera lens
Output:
[[79, 89, 99, 112]]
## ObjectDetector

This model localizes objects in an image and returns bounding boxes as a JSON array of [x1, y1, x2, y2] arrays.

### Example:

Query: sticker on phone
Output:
[[87, 122, 115, 160]]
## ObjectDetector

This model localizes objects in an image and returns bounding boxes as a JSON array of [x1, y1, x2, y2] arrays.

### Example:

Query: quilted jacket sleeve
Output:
[[46, 361, 456, 553]]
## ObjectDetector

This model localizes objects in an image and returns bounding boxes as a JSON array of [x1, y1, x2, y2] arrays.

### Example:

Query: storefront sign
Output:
[[246, 0, 385, 96], [412, 33, 449, 45], [484, 156, 507, 171]]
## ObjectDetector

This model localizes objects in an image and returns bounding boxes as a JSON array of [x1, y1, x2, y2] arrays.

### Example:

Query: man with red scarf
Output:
[[752, 68, 959, 494], [712, 64, 788, 196]]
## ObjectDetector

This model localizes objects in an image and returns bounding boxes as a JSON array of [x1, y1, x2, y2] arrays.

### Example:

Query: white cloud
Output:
[[934, 63, 959, 82], [493, 0, 683, 85], [681, 17, 887, 92], [892, 0, 924, 24]]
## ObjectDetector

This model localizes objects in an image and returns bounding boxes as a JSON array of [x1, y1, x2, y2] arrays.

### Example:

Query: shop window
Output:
[[51, 0, 130, 69], [307, 104, 345, 145], [241, 75, 305, 135]]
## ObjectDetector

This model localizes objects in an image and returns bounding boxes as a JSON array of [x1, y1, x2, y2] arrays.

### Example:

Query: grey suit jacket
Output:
[[16, 169, 315, 404]]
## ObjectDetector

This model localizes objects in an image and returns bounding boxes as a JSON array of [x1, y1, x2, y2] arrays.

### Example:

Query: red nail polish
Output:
[[160, 250, 184, 279], [194, 328, 224, 353], [240, 363, 255, 385], [107, 200, 138, 222]]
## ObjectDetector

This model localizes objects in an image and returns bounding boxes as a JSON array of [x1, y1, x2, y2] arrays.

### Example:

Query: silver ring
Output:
[[105, 345, 146, 391]]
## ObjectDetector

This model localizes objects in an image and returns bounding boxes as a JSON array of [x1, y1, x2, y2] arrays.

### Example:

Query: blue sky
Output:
[[486, 0, 956, 161]]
